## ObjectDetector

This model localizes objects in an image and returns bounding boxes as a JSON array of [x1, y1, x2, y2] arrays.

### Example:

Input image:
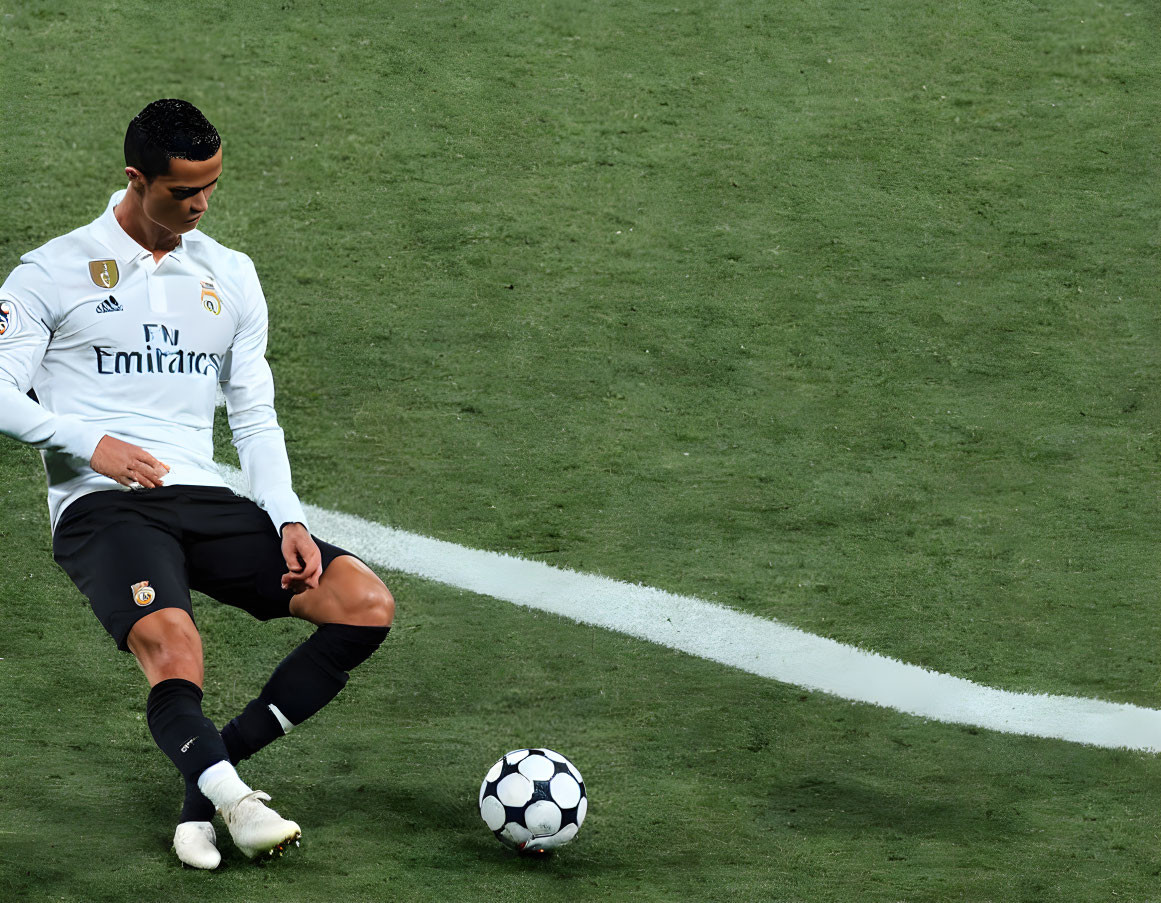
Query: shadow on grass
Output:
[[305, 777, 621, 876], [764, 772, 1019, 842]]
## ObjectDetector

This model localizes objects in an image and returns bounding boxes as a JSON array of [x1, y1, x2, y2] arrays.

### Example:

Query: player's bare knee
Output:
[[132, 627, 200, 665], [353, 579, 394, 627], [372, 583, 395, 627], [126, 609, 203, 683], [331, 558, 394, 626], [128, 607, 192, 645], [143, 644, 202, 681]]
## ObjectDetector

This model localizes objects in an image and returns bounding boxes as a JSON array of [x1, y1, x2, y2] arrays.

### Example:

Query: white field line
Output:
[[220, 466, 1161, 753]]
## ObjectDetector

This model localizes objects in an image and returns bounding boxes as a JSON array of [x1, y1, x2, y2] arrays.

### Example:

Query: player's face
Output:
[[136, 147, 223, 235]]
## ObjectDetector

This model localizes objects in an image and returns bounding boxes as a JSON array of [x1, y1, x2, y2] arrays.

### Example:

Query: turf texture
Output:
[[1, 1, 1159, 900]]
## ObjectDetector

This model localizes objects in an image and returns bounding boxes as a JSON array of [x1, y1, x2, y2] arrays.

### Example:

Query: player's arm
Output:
[[0, 264, 104, 460], [220, 254, 319, 591], [0, 263, 169, 488]]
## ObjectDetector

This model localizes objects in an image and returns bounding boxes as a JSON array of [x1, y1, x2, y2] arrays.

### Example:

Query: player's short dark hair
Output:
[[124, 99, 220, 181]]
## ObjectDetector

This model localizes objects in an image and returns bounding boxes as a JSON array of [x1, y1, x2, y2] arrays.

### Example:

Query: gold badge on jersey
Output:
[[131, 580, 156, 607], [89, 259, 119, 289], [199, 278, 222, 316]]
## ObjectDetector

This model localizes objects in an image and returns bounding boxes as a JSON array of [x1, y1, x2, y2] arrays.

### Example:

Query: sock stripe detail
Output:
[[268, 703, 294, 734]]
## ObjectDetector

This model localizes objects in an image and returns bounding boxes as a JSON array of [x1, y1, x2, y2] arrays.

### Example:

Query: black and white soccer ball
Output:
[[478, 748, 587, 853]]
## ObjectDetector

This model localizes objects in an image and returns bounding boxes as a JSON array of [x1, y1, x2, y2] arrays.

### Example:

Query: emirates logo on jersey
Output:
[[89, 260, 120, 289]]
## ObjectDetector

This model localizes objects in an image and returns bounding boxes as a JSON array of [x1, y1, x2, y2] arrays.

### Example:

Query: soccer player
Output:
[[0, 99, 394, 869]]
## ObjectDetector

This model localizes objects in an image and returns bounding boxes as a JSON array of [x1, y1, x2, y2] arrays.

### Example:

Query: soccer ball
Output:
[[478, 748, 587, 853]]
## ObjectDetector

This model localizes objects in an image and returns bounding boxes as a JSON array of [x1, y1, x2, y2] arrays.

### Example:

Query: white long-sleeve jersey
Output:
[[0, 189, 307, 535]]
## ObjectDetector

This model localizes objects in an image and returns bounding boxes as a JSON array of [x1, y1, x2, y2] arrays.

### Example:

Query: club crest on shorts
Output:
[[131, 580, 156, 607], [89, 259, 119, 289], [199, 278, 222, 316], [0, 300, 16, 337]]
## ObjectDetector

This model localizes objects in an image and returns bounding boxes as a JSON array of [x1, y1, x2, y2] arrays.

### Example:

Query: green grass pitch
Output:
[[1, 1, 1159, 900]]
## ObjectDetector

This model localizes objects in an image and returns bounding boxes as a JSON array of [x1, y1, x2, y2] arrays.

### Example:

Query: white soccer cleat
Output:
[[219, 790, 301, 859], [174, 820, 221, 870]]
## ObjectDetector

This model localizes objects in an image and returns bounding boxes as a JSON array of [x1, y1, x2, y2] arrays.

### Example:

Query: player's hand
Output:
[[280, 522, 323, 594], [90, 435, 170, 488]]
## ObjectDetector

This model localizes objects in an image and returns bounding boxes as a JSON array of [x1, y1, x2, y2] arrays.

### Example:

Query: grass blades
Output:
[[1, 1, 1158, 900]]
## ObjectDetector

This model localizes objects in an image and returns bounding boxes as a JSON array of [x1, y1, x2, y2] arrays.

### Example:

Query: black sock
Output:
[[180, 624, 389, 820], [181, 775, 217, 823], [146, 679, 229, 785], [221, 623, 390, 763]]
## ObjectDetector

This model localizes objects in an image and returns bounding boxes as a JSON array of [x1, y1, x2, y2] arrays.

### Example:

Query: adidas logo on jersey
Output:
[[95, 295, 123, 314]]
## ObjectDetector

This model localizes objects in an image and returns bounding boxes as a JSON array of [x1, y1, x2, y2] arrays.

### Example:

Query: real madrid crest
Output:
[[199, 277, 222, 316], [89, 259, 120, 289], [131, 580, 156, 607]]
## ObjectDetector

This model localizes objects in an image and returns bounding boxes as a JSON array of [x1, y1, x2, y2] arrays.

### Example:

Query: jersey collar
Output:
[[96, 188, 203, 265]]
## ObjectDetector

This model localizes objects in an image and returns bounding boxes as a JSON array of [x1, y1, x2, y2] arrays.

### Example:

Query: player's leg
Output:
[[50, 494, 230, 781], [52, 494, 226, 866], [123, 608, 236, 867], [182, 489, 393, 816], [124, 584, 303, 864], [125, 608, 229, 807], [288, 554, 395, 627], [52, 489, 300, 867], [219, 554, 394, 764]]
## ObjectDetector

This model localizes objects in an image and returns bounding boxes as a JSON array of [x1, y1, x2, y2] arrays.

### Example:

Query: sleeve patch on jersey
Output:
[[0, 299, 19, 338]]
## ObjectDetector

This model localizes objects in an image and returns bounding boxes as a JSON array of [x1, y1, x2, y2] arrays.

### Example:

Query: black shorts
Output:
[[52, 485, 358, 651]]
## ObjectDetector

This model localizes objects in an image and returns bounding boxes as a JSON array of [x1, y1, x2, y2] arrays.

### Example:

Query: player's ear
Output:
[[125, 166, 148, 191]]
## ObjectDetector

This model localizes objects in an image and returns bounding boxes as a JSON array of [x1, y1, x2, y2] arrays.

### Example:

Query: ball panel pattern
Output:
[[480, 748, 587, 852], [497, 772, 533, 807], [549, 773, 581, 808], [480, 795, 506, 831], [534, 823, 578, 851], [518, 753, 555, 781], [524, 799, 562, 835], [499, 821, 532, 849]]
